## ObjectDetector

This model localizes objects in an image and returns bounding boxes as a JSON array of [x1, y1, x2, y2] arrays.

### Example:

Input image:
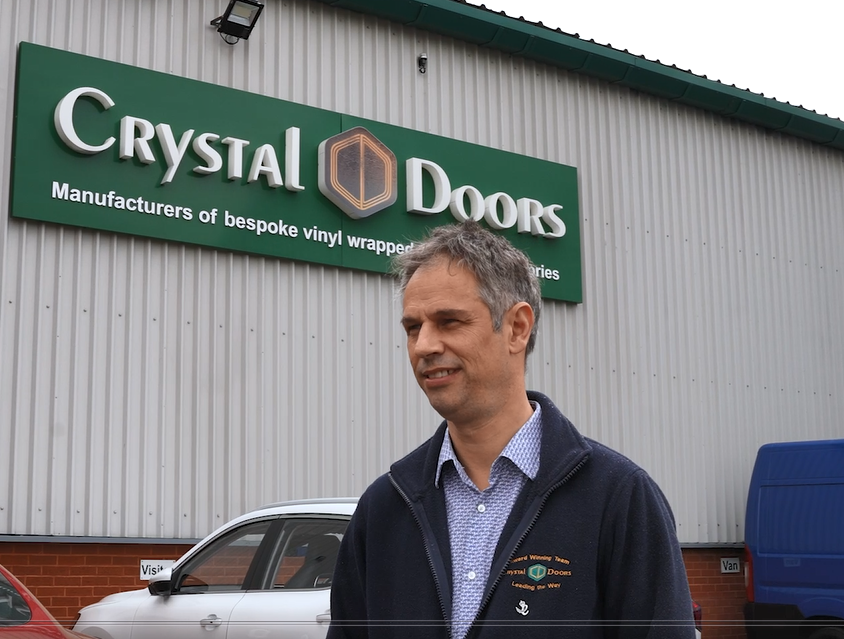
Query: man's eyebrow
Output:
[[401, 308, 469, 325], [431, 308, 469, 318]]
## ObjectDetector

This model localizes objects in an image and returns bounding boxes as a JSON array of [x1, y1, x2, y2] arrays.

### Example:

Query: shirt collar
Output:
[[435, 402, 542, 488]]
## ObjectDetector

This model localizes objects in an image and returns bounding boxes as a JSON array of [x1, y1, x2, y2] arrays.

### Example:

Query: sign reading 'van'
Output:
[[11, 43, 581, 302]]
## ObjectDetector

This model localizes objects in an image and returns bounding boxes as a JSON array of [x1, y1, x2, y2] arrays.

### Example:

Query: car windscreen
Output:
[[0, 572, 32, 626]]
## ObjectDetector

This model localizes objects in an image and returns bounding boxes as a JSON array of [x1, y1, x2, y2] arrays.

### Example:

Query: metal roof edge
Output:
[[313, 0, 844, 151]]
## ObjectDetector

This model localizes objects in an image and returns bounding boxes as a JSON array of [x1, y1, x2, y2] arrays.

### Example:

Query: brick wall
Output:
[[1, 542, 746, 636], [0, 541, 191, 625], [683, 548, 747, 638]]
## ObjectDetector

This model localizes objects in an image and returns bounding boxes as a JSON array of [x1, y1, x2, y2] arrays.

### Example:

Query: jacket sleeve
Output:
[[327, 493, 370, 639], [598, 468, 697, 639]]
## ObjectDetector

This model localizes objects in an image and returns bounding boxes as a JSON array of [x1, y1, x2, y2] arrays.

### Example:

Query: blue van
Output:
[[744, 439, 844, 639]]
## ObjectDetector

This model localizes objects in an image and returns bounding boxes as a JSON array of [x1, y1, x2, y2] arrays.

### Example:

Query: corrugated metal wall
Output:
[[0, 0, 842, 544]]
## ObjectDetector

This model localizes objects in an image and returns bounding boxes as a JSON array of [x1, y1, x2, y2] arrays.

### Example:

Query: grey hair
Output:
[[392, 220, 542, 356]]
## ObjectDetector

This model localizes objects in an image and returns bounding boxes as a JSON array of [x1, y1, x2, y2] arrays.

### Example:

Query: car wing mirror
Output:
[[147, 568, 174, 596]]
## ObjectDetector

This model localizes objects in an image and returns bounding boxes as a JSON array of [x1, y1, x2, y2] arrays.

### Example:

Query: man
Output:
[[328, 221, 695, 638]]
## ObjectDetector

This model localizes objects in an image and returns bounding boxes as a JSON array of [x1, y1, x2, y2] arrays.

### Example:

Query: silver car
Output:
[[74, 498, 356, 639], [74, 497, 702, 638]]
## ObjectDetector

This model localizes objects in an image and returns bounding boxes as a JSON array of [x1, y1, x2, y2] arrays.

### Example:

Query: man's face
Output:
[[401, 257, 517, 426]]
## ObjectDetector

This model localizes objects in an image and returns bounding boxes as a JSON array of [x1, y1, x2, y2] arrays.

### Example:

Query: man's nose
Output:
[[413, 323, 443, 357]]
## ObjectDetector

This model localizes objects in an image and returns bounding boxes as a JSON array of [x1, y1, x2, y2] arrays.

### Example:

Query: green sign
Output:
[[11, 43, 581, 302]]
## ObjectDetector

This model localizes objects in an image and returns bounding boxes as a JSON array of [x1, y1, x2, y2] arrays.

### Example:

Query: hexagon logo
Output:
[[527, 563, 547, 582], [317, 127, 397, 219]]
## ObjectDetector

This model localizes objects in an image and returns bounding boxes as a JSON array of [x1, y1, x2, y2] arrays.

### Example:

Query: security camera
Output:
[[418, 53, 428, 74]]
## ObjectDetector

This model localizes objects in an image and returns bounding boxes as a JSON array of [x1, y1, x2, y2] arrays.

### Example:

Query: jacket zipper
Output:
[[389, 474, 452, 639], [467, 454, 590, 638]]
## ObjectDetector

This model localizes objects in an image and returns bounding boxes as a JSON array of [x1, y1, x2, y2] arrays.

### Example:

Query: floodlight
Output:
[[210, 0, 264, 45]]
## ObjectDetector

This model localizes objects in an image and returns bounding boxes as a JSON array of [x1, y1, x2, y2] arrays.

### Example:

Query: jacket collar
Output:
[[390, 391, 592, 501]]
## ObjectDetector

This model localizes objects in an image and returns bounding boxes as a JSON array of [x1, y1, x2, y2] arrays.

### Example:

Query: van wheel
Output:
[[808, 628, 844, 639]]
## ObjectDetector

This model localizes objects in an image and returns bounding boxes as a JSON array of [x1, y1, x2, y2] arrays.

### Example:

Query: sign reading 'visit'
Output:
[[11, 43, 581, 302]]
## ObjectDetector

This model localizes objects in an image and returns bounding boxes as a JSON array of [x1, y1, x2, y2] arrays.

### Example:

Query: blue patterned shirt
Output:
[[435, 403, 542, 639]]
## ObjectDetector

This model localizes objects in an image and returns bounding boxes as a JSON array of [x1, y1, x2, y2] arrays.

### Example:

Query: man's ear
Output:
[[506, 302, 534, 355]]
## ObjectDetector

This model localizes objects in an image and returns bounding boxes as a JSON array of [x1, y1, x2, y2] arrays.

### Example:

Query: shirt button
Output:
[[477, 504, 486, 513], [467, 571, 476, 580]]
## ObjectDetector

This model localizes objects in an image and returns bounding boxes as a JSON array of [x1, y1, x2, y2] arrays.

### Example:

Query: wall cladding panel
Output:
[[0, 0, 842, 544]]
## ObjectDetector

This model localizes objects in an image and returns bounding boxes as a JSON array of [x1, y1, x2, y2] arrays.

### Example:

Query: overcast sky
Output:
[[471, 0, 843, 121]]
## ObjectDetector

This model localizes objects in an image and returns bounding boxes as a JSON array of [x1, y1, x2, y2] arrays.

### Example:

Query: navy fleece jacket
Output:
[[328, 391, 695, 638]]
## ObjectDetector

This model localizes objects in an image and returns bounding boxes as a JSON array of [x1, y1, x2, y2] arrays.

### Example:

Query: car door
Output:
[[131, 518, 277, 639], [227, 516, 350, 639]]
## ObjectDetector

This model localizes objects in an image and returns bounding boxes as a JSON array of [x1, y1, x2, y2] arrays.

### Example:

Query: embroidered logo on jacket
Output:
[[528, 564, 547, 582], [506, 553, 573, 592]]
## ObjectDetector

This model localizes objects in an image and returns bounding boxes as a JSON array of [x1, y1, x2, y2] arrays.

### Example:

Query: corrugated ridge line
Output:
[[0, 4, 19, 535]]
